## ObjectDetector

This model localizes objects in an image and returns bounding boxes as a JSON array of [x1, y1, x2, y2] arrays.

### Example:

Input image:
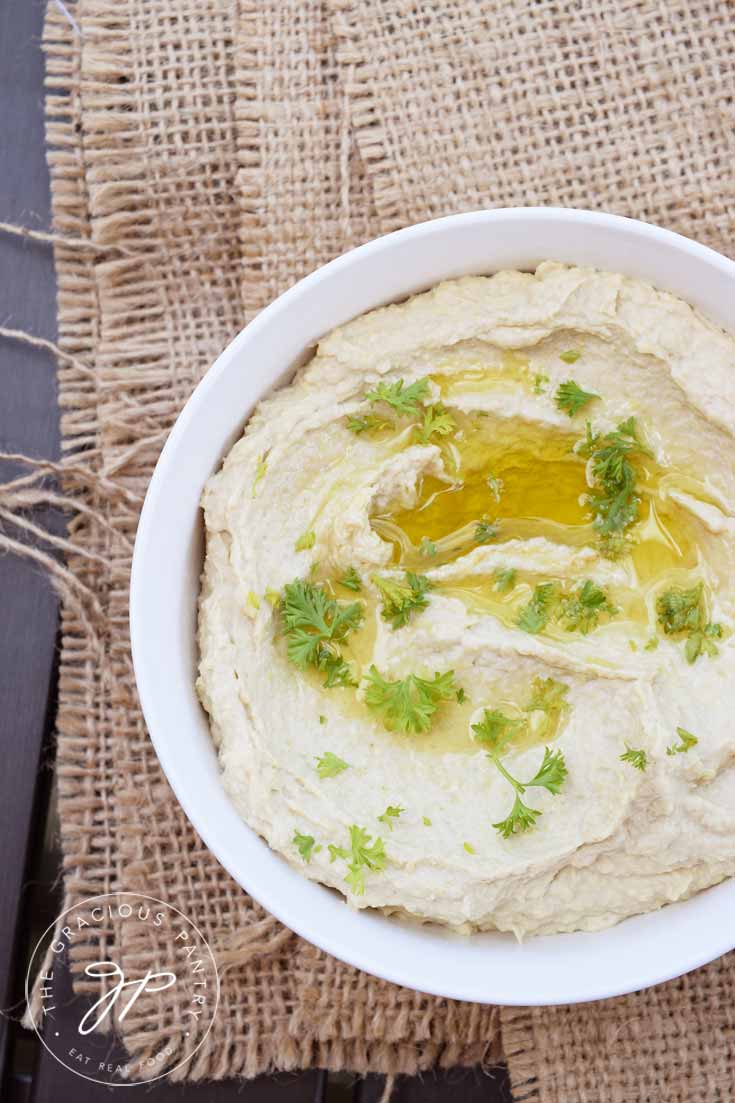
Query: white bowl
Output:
[[130, 208, 735, 1005]]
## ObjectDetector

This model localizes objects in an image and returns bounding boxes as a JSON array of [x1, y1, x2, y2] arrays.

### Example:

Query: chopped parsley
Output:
[[373, 571, 432, 629], [295, 529, 316, 552], [415, 403, 457, 443], [656, 582, 722, 663], [338, 566, 362, 592], [422, 816, 432, 826], [463, 841, 476, 854], [525, 676, 569, 716], [533, 372, 549, 394], [328, 824, 386, 895], [644, 635, 659, 651], [281, 579, 362, 688], [474, 517, 499, 544], [419, 537, 437, 558], [377, 805, 404, 830], [252, 453, 268, 497], [347, 413, 393, 434], [315, 751, 349, 779], [365, 377, 430, 417], [493, 567, 517, 593], [265, 587, 280, 607], [456, 686, 467, 704], [560, 349, 582, 364], [667, 727, 698, 755], [620, 744, 648, 771], [319, 715, 327, 725], [363, 665, 457, 734], [472, 713, 568, 839], [577, 417, 651, 544], [246, 590, 261, 611], [558, 579, 617, 635], [555, 379, 599, 417], [517, 582, 556, 634], [293, 831, 321, 862]]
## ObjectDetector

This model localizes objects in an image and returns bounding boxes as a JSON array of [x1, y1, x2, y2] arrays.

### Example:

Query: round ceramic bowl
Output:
[[130, 208, 735, 1005]]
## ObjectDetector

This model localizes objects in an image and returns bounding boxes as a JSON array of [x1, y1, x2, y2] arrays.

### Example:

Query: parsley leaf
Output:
[[667, 727, 698, 755], [555, 379, 599, 417], [364, 665, 457, 734], [338, 567, 362, 592], [295, 529, 316, 552], [475, 517, 499, 544], [620, 744, 648, 771], [415, 403, 457, 443], [252, 453, 268, 497], [294, 831, 321, 862], [558, 579, 618, 635], [463, 841, 476, 853], [419, 537, 437, 558], [315, 751, 349, 778], [281, 579, 363, 687], [533, 372, 549, 394], [656, 582, 722, 663], [328, 824, 386, 895], [377, 805, 404, 830], [489, 745, 568, 839], [365, 377, 430, 416], [373, 571, 432, 629], [347, 413, 394, 434], [560, 349, 582, 364], [456, 686, 467, 704], [471, 709, 524, 754], [517, 582, 556, 634], [578, 417, 651, 543], [493, 567, 517, 593], [525, 676, 569, 715]]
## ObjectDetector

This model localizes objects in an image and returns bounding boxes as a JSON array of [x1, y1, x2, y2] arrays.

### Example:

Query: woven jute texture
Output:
[[35, 0, 735, 1095], [38, 0, 500, 1083]]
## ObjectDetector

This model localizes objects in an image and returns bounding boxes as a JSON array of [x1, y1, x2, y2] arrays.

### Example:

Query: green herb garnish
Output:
[[474, 517, 499, 544], [655, 581, 722, 663], [517, 582, 556, 634], [620, 744, 648, 771], [463, 841, 476, 854], [472, 711, 568, 839], [415, 403, 457, 443], [377, 805, 404, 830], [338, 567, 362, 592], [419, 537, 437, 558], [422, 816, 432, 826], [373, 571, 432, 629], [315, 751, 349, 779], [533, 372, 549, 394], [667, 727, 698, 755], [578, 417, 651, 543], [281, 579, 362, 687], [555, 379, 599, 417], [560, 349, 582, 364], [294, 832, 321, 862], [295, 529, 316, 552], [252, 453, 268, 497], [363, 665, 457, 734], [328, 825, 386, 895], [347, 413, 393, 434], [365, 377, 430, 416], [558, 579, 617, 635], [493, 567, 517, 593], [486, 471, 503, 502]]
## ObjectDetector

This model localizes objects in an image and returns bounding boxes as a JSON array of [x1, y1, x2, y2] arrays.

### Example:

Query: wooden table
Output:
[[0, 2, 511, 1099]]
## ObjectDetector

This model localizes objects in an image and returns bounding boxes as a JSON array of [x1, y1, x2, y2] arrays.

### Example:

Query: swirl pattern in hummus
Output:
[[197, 262, 735, 937]]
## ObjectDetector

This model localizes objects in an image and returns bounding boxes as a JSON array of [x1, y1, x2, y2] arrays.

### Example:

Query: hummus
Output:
[[197, 262, 735, 937]]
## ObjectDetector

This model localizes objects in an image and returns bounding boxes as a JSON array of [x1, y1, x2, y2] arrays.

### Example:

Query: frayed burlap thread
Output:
[[39, 0, 501, 1082]]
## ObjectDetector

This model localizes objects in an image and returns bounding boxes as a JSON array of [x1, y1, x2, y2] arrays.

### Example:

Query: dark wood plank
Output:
[[352, 1065, 512, 1103], [0, 0, 62, 1095]]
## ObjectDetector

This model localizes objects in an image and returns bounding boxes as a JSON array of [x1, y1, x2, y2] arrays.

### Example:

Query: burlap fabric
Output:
[[31, 0, 735, 1095]]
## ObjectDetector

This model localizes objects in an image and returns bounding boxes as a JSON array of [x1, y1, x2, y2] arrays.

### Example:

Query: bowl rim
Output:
[[131, 206, 735, 1005]]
